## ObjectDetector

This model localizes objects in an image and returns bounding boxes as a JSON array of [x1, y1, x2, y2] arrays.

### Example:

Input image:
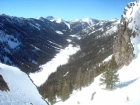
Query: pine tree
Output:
[[87, 70, 94, 85], [83, 72, 88, 87], [99, 56, 119, 90], [56, 80, 62, 98], [75, 68, 82, 90], [48, 85, 56, 105], [61, 80, 70, 101]]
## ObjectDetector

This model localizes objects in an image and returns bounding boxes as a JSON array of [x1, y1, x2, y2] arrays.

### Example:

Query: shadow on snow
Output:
[[116, 77, 139, 89]]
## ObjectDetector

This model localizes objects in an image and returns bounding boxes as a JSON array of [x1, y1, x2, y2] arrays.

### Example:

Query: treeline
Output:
[[39, 29, 118, 105], [39, 61, 109, 105], [39, 59, 116, 105]]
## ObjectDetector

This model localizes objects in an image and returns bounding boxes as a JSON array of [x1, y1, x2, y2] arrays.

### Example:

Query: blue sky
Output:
[[0, 0, 135, 21]]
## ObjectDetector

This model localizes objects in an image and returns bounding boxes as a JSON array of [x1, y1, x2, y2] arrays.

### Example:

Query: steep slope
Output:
[[54, 57, 140, 105], [0, 14, 103, 74], [0, 14, 120, 104], [54, 0, 140, 105], [82, 18, 99, 25], [0, 14, 69, 73], [77, 19, 119, 35], [113, 0, 140, 67], [69, 18, 99, 34], [0, 63, 47, 105], [30, 44, 80, 86]]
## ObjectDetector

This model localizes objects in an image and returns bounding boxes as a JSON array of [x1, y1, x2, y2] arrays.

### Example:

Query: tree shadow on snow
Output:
[[115, 77, 139, 89]]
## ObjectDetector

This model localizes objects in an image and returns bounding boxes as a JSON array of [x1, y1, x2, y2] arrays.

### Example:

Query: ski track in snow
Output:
[[30, 44, 80, 86]]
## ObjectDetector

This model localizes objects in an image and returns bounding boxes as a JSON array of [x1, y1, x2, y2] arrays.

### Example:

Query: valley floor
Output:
[[30, 44, 80, 86]]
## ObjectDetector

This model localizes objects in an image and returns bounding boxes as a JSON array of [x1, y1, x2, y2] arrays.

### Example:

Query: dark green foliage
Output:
[[61, 80, 70, 101], [75, 68, 82, 90], [47, 85, 56, 105], [100, 56, 119, 90]]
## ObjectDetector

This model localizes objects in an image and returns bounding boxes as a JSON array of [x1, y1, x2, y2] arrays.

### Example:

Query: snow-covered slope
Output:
[[82, 18, 99, 25], [30, 44, 80, 86], [54, 1, 140, 105], [46, 16, 71, 29], [0, 14, 69, 73], [71, 18, 82, 23], [71, 18, 99, 25], [55, 33, 140, 105], [76, 19, 119, 39], [46, 16, 63, 23], [54, 57, 140, 105], [123, 0, 140, 57], [0, 63, 47, 105]]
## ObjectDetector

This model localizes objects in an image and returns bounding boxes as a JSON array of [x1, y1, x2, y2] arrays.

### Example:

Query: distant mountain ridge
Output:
[[39, 16, 119, 104], [0, 14, 69, 73], [0, 14, 118, 73], [1, 0, 140, 104]]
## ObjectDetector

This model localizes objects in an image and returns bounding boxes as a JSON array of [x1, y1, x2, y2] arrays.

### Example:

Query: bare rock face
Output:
[[0, 74, 10, 91], [113, 15, 135, 67]]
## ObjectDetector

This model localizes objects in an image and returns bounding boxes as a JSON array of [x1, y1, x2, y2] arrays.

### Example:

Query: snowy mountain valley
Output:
[[0, 0, 140, 105]]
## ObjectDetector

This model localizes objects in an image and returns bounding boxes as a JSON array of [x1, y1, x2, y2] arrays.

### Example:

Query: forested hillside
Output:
[[39, 20, 119, 104]]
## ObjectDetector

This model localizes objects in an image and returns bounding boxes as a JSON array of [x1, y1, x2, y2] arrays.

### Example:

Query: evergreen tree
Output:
[[83, 71, 88, 87], [75, 68, 82, 90], [99, 56, 119, 90], [87, 70, 94, 85], [61, 80, 70, 101], [56, 80, 62, 98], [48, 85, 56, 105]]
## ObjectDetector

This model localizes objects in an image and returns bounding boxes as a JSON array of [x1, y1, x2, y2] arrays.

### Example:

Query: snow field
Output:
[[30, 44, 80, 86], [0, 63, 47, 105]]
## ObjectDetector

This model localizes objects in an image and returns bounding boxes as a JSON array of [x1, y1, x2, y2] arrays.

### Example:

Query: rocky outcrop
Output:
[[0, 74, 10, 91], [113, 15, 135, 67]]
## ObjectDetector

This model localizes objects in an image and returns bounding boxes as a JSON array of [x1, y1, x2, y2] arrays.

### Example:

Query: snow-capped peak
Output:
[[46, 17, 71, 28], [46, 16, 64, 23], [122, 0, 140, 57], [36, 16, 44, 20], [46, 16, 54, 21], [82, 18, 95, 25], [51, 18, 64, 23], [71, 18, 99, 25], [71, 18, 82, 22]]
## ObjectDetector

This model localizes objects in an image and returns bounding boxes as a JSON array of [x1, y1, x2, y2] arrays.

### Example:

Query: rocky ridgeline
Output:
[[113, 5, 136, 67]]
